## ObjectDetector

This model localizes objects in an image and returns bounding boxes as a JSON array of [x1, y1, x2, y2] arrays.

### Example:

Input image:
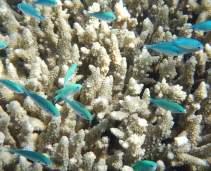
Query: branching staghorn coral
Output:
[[0, 0, 211, 171]]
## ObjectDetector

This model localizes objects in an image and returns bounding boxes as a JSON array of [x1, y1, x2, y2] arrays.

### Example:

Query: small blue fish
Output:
[[5, 148, 52, 165], [19, 83, 60, 117], [0, 41, 7, 50], [0, 79, 24, 93], [33, 0, 58, 7], [64, 97, 92, 120], [83, 10, 116, 21], [171, 37, 204, 51], [144, 42, 182, 56], [148, 96, 185, 113], [131, 160, 157, 171], [53, 84, 82, 103], [17, 3, 45, 20], [64, 64, 77, 86], [188, 20, 211, 32]]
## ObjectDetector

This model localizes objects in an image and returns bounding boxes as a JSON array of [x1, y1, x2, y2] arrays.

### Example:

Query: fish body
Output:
[[83, 10, 116, 21], [53, 84, 82, 103], [17, 3, 45, 20], [0, 79, 24, 93], [131, 160, 157, 171], [148, 97, 185, 113], [33, 0, 58, 7], [0, 41, 7, 50], [64, 97, 92, 120], [171, 37, 204, 51], [19, 83, 60, 117], [144, 42, 182, 56], [189, 20, 211, 32], [7, 148, 52, 165], [64, 64, 77, 86]]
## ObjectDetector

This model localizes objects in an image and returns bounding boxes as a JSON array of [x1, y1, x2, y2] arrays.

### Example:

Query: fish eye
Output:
[[45, 162, 48, 165]]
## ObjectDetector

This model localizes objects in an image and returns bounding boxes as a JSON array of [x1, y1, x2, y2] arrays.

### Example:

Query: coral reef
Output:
[[0, 0, 211, 170]]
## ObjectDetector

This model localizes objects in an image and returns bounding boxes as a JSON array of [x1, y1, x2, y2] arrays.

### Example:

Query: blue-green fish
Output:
[[83, 10, 116, 21], [148, 96, 185, 113], [131, 160, 157, 171], [19, 83, 60, 117], [64, 64, 77, 86], [0, 79, 24, 93], [6, 148, 52, 165], [0, 41, 7, 50], [171, 37, 204, 51], [188, 20, 211, 32], [33, 0, 58, 7], [144, 42, 182, 56], [53, 84, 82, 103], [64, 97, 92, 120], [17, 3, 45, 21]]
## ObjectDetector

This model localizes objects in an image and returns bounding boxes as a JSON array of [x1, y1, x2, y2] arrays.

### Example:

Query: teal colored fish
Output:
[[148, 96, 185, 113], [19, 83, 60, 117], [0, 41, 7, 50], [17, 3, 45, 20], [53, 84, 82, 103], [6, 148, 52, 165], [144, 42, 182, 56], [188, 20, 211, 32], [64, 64, 77, 86], [33, 0, 58, 7], [83, 10, 116, 21], [171, 37, 204, 51], [64, 97, 92, 120], [0, 79, 24, 93], [131, 160, 157, 171]]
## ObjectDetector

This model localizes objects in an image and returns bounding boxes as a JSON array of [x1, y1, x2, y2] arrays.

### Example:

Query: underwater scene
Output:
[[0, 0, 211, 170]]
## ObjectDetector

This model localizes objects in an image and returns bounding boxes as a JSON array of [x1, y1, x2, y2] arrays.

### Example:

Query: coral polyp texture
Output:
[[0, 0, 211, 170]]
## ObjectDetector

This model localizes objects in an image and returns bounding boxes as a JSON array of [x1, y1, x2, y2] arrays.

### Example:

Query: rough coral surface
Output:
[[0, 0, 211, 171]]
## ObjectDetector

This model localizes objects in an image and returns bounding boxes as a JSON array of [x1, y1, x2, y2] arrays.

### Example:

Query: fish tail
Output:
[[55, 89, 61, 94], [184, 24, 192, 30], [0, 146, 14, 153], [40, 16, 46, 21], [143, 44, 151, 49], [83, 10, 90, 15], [53, 94, 62, 103]]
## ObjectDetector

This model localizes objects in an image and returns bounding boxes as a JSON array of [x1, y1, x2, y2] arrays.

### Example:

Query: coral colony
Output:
[[0, 0, 211, 171]]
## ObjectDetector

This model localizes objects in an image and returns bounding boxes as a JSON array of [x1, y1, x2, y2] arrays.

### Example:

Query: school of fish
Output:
[[0, 0, 210, 170]]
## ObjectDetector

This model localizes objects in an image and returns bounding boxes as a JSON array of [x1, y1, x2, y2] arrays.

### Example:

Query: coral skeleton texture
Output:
[[0, 0, 211, 171]]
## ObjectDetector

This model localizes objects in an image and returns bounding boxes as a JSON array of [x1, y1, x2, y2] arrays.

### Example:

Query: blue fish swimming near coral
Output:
[[19, 82, 60, 117], [3, 147, 52, 165], [33, 0, 58, 7], [171, 37, 204, 52], [131, 159, 157, 171], [144, 42, 182, 56], [83, 10, 116, 21], [0, 79, 24, 93], [17, 3, 45, 20], [53, 84, 82, 103], [188, 20, 211, 32], [0, 41, 7, 50], [64, 97, 92, 120], [148, 96, 185, 113], [64, 64, 77, 86]]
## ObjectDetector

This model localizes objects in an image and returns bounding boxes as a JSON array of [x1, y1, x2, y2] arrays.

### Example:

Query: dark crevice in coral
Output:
[[101, 129, 119, 154]]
